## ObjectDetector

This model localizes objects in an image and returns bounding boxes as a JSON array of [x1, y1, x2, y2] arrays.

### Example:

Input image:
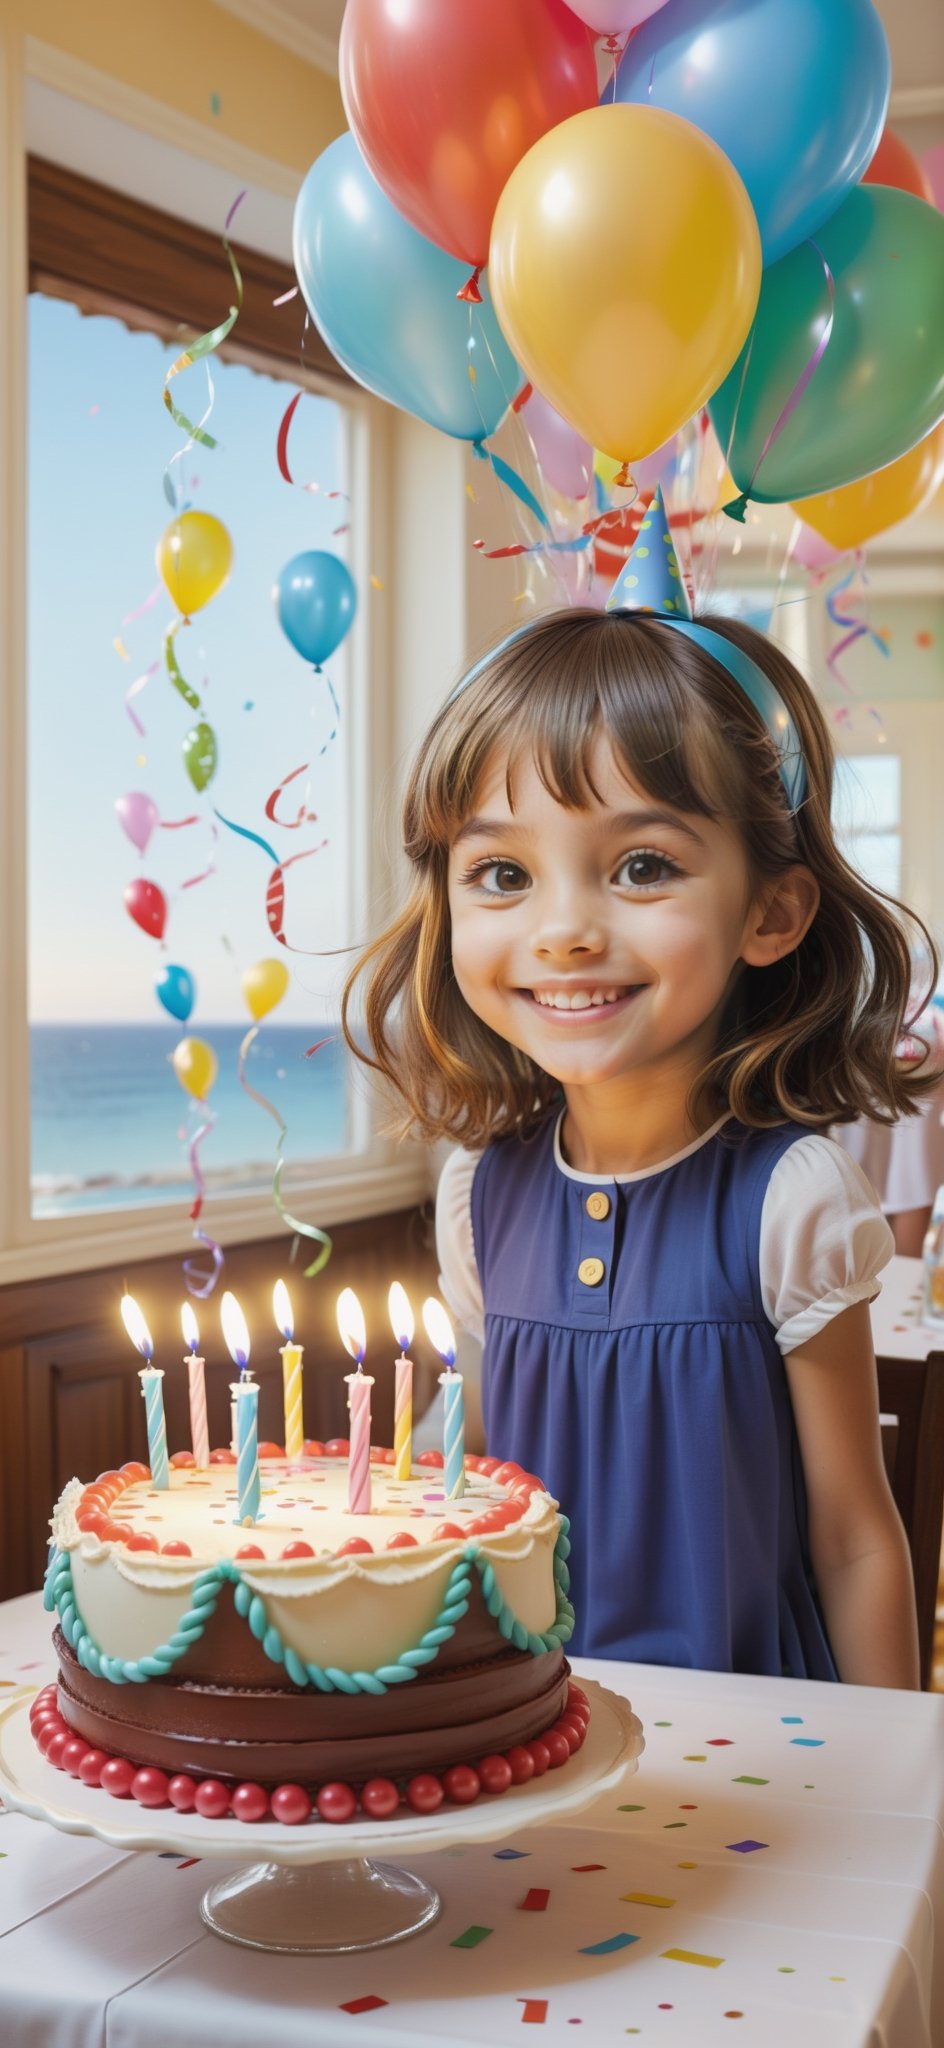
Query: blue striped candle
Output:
[[440, 1369, 466, 1501], [232, 1379, 261, 1525], [139, 1368, 169, 1490]]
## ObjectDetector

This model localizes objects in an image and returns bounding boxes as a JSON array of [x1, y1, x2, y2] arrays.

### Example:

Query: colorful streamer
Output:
[[125, 659, 159, 736], [182, 1109, 224, 1298], [162, 191, 245, 458], [272, 1157, 333, 1278], [165, 619, 203, 713], [276, 388, 352, 498], [238, 1023, 287, 1137], [826, 563, 890, 693], [265, 843, 328, 953], [264, 761, 318, 830]]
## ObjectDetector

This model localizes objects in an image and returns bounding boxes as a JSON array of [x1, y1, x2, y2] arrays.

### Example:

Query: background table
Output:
[[1, 1594, 941, 2047]]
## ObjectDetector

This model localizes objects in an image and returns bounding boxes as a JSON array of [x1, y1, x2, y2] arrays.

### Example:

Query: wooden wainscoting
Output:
[[0, 1207, 440, 1603]]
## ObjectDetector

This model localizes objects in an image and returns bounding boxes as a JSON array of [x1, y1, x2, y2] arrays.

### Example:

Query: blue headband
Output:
[[449, 485, 807, 812]]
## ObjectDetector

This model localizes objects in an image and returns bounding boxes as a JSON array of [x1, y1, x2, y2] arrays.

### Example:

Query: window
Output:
[[831, 752, 903, 899]]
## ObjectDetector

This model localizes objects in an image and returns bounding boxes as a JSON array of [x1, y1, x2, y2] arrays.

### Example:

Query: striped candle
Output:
[[139, 1367, 169, 1490], [345, 1369, 374, 1515], [280, 1343, 304, 1459], [181, 1304, 208, 1468], [388, 1282, 414, 1483], [439, 1368, 466, 1501], [232, 1379, 261, 1524]]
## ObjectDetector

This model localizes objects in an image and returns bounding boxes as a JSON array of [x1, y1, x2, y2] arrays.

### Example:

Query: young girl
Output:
[[344, 490, 932, 1689]]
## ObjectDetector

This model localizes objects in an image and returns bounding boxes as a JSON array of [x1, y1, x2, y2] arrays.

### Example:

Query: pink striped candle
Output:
[[337, 1288, 372, 1516], [181, 1303, 209, 1469]]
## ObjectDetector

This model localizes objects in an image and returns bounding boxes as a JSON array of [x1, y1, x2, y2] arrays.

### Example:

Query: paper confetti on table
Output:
[[617, 1803, 645, 1813], [571, 1864, 607, 1872], [518, 1998, 548, 2023], [781, 1715, 803, 1723], [661, 1948, 724, 1969], [495, 1848, 530, 1859], [791, 1737, 824, 1747], [707, 1738, 734, 1746], [520, 1888, 550, 1912], [451, 1925, 493, 1949], [726, 1840, 768, 1854], [683, 1754, 707, 1762], [578, 1932, 640, 1955], [340, 1995, 389, 2014], [733, 1775, 769, 1785], [620, 1892, 675, 1908]]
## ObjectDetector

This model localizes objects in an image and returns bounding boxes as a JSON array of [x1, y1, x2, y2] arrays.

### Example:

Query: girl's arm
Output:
[[784, 1299, 920, 1689]]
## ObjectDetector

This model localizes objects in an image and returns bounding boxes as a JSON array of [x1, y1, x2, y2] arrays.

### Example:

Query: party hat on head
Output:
[[607, 485, 692, 620]]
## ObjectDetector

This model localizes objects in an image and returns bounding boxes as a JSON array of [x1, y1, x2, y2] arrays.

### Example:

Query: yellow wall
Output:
[[13, 0, 345, 170]]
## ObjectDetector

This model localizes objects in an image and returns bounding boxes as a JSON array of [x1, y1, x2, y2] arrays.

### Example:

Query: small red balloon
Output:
[[101, 1757, 136, 1798], [271, 1782, 312, 1825], [194, 1778, 231, 1819], [231, 1781, 270, 1823], [442, 1764, 481, 1805], [123, 876, 168, 941], [132, 1767, 170, 1807], [405, 1773, 444, 1814], [316, 1781, 357, 1823], [361, 1777, 400, 1819]]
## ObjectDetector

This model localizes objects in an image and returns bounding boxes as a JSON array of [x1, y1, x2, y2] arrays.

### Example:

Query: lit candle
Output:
[[337, 1287, 373, 1515], [274, 1279, 304, 1461], [221, 1292, 260, 1524], [423, 1298, 464, 1499], [121, 1295, 168, 1489], [181, 1302, 209, 1469], [388, 1281, 414, 1482]]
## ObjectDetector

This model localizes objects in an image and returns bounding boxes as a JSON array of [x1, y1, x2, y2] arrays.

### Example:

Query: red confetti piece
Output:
[[520, 1888, 550, 1912], [340, 1996, 388, 2014], [518, 2000, 548, 2024], [264, 761, 318, 830], [571, 1864, 606, 1872]]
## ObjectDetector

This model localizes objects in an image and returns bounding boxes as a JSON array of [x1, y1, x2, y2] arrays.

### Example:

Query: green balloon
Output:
[[183, 721, 218, 793], [709, 185, 944, 510]]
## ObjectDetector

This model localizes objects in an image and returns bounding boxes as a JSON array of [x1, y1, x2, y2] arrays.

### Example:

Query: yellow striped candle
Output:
[[388, 1281, 414, 1482], [274, 1280, 304, 1460]]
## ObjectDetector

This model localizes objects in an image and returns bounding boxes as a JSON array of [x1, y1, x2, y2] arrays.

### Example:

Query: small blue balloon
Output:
[[274, 551, 357, 669], [155, 963, 195, 1023], [611, 0, 890, 266], [293, 132, 523, 442]]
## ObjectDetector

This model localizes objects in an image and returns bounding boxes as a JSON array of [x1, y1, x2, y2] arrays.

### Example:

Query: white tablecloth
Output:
[[1, 1595, 941, 2048], [870, 1253, 942, 1361]]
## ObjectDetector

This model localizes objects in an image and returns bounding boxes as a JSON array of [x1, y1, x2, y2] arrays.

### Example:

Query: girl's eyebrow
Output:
[[453, 806, 706, 849]]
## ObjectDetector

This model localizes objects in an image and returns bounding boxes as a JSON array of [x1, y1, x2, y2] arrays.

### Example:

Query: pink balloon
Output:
[[922, 144, 944, 212], [115, 791, 159, 855], [790, 522, 843, 575], [564, 0, 669, 32], [524, 386, 592, 499]]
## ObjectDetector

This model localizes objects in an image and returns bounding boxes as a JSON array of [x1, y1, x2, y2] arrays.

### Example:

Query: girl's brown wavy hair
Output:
[[342, 607, 938, 1147]]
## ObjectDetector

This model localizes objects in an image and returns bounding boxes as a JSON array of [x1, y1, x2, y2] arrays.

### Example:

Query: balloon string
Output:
[[125, 659, 159, 735], [165, 619, 203, 710], [184, 1226, 225, 1298], [182, 1108, 224, 1296], [272, 1157, 332, 1278], [181, 820, 219, 891], [162, 193, 245, 458], [238, 1023, 288, 1137], [724, 240, 835, 522]]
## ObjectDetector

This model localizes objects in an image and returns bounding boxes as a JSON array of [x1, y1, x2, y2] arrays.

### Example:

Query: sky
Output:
[[28, 294, 357, 1024]]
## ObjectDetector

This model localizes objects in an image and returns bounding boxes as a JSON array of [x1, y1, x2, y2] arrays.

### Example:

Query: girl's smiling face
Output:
[[447, 733, 777, 1104]]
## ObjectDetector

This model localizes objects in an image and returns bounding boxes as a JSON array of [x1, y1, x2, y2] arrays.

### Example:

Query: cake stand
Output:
[[0, 1682, 643, 1955]]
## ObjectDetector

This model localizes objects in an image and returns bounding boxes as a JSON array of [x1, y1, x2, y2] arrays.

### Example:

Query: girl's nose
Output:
[[530, 887, 607, 961]]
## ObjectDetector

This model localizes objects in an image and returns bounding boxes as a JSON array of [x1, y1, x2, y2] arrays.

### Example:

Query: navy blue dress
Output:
[[471, 1113, 838, 1680]]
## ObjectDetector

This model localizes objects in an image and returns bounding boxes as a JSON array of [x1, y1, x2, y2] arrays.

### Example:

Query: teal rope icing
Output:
[[49, 1519, 574, 1696]]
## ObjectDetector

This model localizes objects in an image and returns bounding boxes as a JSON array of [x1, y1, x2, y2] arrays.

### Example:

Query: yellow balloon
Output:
[[156, 511, 233, 617], [594, 449, 623, 491], [489, 104, 761, 468], [791, 423, 944, 552], [172, 1035, 218, 1101], [241, 957, 290, 1022]]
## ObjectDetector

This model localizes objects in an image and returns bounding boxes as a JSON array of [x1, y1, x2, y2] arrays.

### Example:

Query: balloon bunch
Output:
[[291, 0, 943, 579]]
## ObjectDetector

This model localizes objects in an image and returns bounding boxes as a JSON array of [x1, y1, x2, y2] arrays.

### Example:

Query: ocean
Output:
[[30, 1023, 352, 1218]]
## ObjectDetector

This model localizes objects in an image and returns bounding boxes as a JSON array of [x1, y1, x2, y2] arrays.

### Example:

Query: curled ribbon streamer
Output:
[[272, 1157, 332, 1278], [159, 812, 200, 830], [125, 659, 159, 735], [265, 761, 318, 830], [213, 808, 279, 866], [276, 388, 351, 498], [725, 240, 836, 523], [826, 564, 890, 694], [238, 1023, 288, 1138], [163, 366, 216, 511], [184, 1227, 225, 1298], [165, 620, 203, 712], [181, 820, 219, 891], [183, 1108, 224, 1297], [266, 843, 328, 953], [471, 440, 550, 532], [474, 498, 643, 562], [162, 192, 245, 452], [122, 583, 163, 626]]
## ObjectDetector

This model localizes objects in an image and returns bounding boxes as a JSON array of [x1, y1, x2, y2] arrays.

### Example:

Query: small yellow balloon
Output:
[[242, 957, 290, 1021], [791, 423, 944, 552], [156, 511, 233, 617], [172, 1035, 218, 1101], [489, 103, 761, 466]]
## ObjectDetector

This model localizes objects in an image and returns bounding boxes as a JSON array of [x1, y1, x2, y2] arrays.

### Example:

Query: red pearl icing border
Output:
[[71, 1452, 546, 1559], [30, 1683, 591, 1825]]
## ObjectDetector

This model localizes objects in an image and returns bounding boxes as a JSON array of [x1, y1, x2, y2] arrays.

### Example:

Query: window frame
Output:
[[0, 141, 426, 1285]]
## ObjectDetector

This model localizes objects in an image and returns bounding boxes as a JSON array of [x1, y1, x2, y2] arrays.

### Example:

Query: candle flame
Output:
[[221, 1290, 251, 1369], [388, 1281, 414, 1351], [422, 1296, 456, 1367], [121, 1294, 153, 1360], [180, 1302, 199, 1354], [273, 1278, 293, 1342], [336, 1286, 366, 1364]]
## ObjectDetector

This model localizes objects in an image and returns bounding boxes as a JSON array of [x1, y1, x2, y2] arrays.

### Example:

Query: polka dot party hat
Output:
[[606, 484, 692, 620]]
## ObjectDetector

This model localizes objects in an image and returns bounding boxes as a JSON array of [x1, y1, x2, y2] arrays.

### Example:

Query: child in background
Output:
[[344, 491, 932, 1688]]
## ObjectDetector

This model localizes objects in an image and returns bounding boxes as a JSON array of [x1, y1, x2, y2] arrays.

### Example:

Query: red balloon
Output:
[[124, 877, 167, 940], [863, 126, 935, 203], [340, 0, 597, 273]]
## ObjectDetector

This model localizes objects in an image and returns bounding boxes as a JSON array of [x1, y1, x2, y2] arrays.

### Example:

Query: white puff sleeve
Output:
[[759, 1133, 895, 1354], [434, 1147, 485, 1346]]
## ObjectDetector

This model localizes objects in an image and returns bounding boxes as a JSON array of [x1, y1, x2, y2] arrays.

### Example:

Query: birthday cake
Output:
[[37, 1447, 585, 1824]]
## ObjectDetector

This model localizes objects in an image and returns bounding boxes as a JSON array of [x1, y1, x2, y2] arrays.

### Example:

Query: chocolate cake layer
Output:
[[55, 1627, 570, 1785]]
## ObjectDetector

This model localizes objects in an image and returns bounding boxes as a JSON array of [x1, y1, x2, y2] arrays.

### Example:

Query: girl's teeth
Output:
[[534, 988, 623, 1009]]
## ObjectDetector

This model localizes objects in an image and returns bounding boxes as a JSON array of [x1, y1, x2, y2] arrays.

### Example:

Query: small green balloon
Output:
[[183, 721, 218, 793], [709, 185, 944, 509]]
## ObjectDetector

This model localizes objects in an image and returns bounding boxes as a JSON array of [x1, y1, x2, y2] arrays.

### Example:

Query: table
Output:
[[870, 1252, 939, 1362], [1, 1595, 942, 2047]]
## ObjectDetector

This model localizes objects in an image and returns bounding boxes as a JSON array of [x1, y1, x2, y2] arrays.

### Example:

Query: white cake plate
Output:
[[0, 1682, 643, 1954]]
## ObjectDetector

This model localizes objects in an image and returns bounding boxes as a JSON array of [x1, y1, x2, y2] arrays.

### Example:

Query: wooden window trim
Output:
[[27, 154, 349, 385]]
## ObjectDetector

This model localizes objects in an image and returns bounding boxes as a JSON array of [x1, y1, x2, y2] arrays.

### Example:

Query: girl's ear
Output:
[[740, 866, 820, 969]]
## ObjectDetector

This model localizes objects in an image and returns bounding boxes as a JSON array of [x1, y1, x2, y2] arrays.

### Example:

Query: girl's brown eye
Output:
[[615, 851, 678, 889]]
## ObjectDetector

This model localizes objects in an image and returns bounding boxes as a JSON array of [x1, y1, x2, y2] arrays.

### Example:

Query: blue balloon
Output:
[[293, 133, 523, 442], [155, 963, 195, 1023], [274, 551, 357, 669], [611, 0, 890, 265]]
